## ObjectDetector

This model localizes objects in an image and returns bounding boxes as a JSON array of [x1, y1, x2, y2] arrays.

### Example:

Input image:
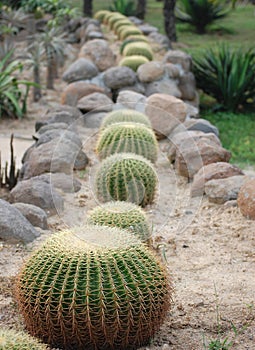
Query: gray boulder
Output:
[[35, 129, 82, 148], [0, 199, 39, 243], [137, 61, 165, 83], [170, 118, 219, 138], [103, 66, 136, 89], [33, 173, 82, 193], [178, 72, 196, 101], [77, 92, 113, 112], [163, 50, 192, 72], [145, 79, 181, 98], [83, 111, 107, 128], [62, 58, 98, 83], [116, 90, 146, 111], [138, 24, 158, 35], [12, 203, 48, 229]]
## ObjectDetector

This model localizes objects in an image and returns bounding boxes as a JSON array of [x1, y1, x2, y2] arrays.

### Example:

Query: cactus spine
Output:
[[101, 109, 151, 130], [119, 55, 150, 71], [0, 328, 49, 350]]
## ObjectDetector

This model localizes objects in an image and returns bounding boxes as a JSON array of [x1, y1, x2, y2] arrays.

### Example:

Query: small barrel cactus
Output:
[[87, 201, 152, 242], [101, 109, 151, 129], [120, 35, 149, 54], [108, 14, 126, 29], [119, 27, 143, 40], [0, 328, 49, 350], [123, 42, 154, 61], [119, 55, 150, 71], [103, 11, 119, 24], [93, 10, 111, 22], [16, 226, 171, 350], [96, 122, 158, 162], [113, 19, 132, 33], [95, 153, 158, 207]]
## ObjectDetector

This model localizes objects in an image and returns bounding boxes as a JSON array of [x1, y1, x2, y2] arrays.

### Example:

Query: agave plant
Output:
[[176, 0, 228, 34], [110, 0, 136, 16], [193, 44, 255, 112]]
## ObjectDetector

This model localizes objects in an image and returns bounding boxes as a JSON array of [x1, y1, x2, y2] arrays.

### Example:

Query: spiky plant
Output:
[[123, 42, 153, 61], [93, 10, 111, 22], [101, 109, 152, 129], [113, 19, 132, 33], [103, 11, 120, 25], [16, 226, 171, 350], [119, 26, 143, 40], [108, 13, 126, 29], [120, 35, 149, 54], [87, 201, 151, 242], [95, 153, 158, 207], [119, 55, 149, 71], [0, 328, 49, 349], [96, 122, 158, 162]]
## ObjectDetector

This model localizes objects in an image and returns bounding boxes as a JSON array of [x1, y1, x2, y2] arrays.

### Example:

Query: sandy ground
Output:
[[0, 28, 255, 350]]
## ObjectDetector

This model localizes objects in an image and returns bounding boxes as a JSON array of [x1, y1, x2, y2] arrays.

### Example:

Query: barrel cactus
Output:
[[113, 19, 132, 33], [119, 27, 143, 40], [120, 35, 149, 54], [0, 328, 49, 350], [101, 109, 151, 129], [16, 226, 171, 350], [87, 201, 152, 242], [95, 153, 158, 207], [96, 122, 158, 162], [93, 10, 111, 22], [108, 14, 126, 29], [119, 55, 150, 72], [123, 42, 154, 61]]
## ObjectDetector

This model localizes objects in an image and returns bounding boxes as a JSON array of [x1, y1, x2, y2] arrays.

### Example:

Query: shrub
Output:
[[109, 0, 136, 16], [20, 0, 71, 14], [0, 328, 49, 349], [120, 35, 149, 54], [101, 109, 152, 129], [119, 26, 143, 40], [123, 42, 154, 61], [95, 153, 158, 206], [176, 0, 228, 34], [87, 201, 152, 242], [93, 10, 111, 22], [193, 44, 255, 112], [16, 226, 171, 350], [96, 122, 158, 162], [119, 55, 150, 71]]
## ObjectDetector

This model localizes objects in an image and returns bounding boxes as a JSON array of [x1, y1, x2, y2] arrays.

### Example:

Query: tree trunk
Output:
[[136, 0, 146, 20], [33, 64, 41, 102], [83, 0, 93, 17], [163, 0, 177, 42], [46, 56, 55, 90]]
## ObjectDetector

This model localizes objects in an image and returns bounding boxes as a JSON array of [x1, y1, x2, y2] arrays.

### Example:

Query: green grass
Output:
[[202, 111, 255, 168]]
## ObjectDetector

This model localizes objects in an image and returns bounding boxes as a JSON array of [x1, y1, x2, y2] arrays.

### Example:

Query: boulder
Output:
[[178, 72, 196, 101], [137, 61, 165, 83], [34, 173, 82, 193], [12, 203, 48, 230], [78, 39, 116, 71], [175, 137, 232, 178], [205, 175, 247, 204], [145, 93, 187, 139], [83, 111, 107, 128], [170, 118, 219, 138], [163, 50, 192, 72], [237, 178, 255, 219], [103, 66, 136, 89], [10, 179, 64, 215], [61, 81, 106, 106], [145, 79, 181, 98], [48, 103, 83, 120], [167, 131, 221, 163], [191, 162, 244, 197], [35, 129, 82, 148], [86, 31, 104, 40], [148, 32, 171, 49], [62, 58, 98, 83], [116, 90, 146, 111], [138, 24, 158, 35], [77, 92, 113, 112], [37, 122, 70, 134], [0, 199, 40, 243], [117, 82, 145, 95], [164, 63, 181, 79]]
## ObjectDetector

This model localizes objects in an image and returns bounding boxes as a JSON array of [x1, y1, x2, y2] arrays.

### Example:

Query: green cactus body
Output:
[[119, 27, 143, 40], [103, 12, 119, 24], [95, 153, 158, 207], [108, 14, 126, 29], [113, 20, 133, 33], [119, 55, 150, 71], [0, 328, 49, 350], [87, 201, 151, 242], [120, 35, 149, 54], [16, 226, 171, 350], [101, 110, 151, 129], [123, 42, 154, 61], [93, 10, 111, 22], [96, 122, 158, 163]]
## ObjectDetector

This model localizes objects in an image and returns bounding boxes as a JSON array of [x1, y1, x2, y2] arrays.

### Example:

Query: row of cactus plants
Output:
[[94, 10, 154, 71]]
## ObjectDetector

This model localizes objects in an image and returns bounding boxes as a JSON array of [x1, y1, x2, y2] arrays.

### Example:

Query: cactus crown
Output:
[[113, 19, 132, 33], [119, 55, 150, 71], [119, 27, 143, 40], [123, 42, 154, 61], [16, 226, 171, 350], [101, 109, 151, 129], [93, 10, 111, 22], [0, 328, 49, 350], [95, 152, 158, 207], [96, 122, 158, 162], [108, 14, 126, 29], [87, 201, 152, 242], [120, 35, 149, 54]]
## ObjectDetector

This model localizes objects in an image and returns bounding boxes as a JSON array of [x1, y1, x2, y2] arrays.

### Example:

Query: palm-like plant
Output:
[[176, 0, 228, 34], [193, 44, 255, 111]]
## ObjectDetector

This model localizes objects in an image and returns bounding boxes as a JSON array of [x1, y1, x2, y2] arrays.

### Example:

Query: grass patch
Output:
[[202, 111, 255, 168]]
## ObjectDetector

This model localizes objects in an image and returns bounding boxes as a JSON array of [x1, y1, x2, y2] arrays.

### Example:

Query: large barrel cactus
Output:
[[123, 42, 154, 61], [96, 122, 158, 162], [119, 55, 150, 71], [101, 109, 151, 129], [87, 201, 152, 242], [93, 10, 111, 22], [0, 328, 49, 349], [95, 153, 158, 207], [16, 226, 171, 350], [120, 35, 149, 54], [119, 27, 143, 40]]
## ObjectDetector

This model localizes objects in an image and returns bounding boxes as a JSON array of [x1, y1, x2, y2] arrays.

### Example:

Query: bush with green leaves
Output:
[[176, 0, 228, 34], [95, 153, 158, 207], [120, 35, 149, 54], [16, 226, 171, 350], [0, 328, 49, 349], [101, 109, 152, 129], [119, 55, 150, 71], [20, 0, 71, 14], [109, 0, 136, 16], [0, 50, 33, 119], [96, 122, 158, 162], [193, 44, 255, 112], [87, 201, 152, 242], [123, 42, 154, 61]]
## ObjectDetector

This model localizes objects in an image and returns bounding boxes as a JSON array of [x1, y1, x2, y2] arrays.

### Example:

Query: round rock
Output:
[[62, 58, 98, 83], [237, 178, 255, 219]]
